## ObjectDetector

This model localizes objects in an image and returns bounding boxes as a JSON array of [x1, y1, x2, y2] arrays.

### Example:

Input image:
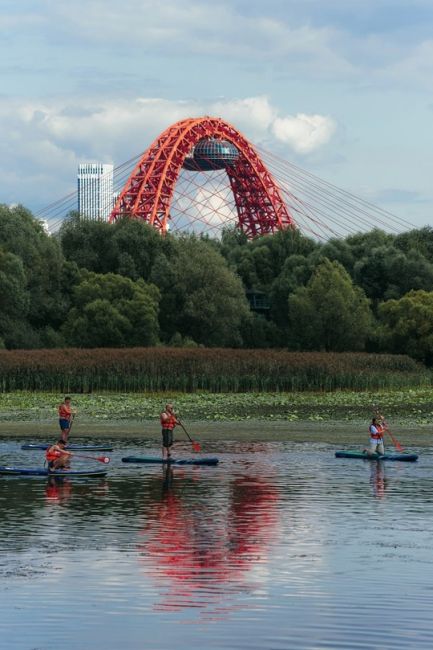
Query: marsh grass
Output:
[[0, 348, 430, 393]]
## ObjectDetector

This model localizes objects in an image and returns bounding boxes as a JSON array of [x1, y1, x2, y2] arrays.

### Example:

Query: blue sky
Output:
[[1, 0, 432, 227]]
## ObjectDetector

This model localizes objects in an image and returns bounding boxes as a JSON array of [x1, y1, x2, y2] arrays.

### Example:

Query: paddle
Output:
[[74, 453, 110, 464], [61, 450, 110, 464], [178, 421, 202, 453], [381, 420, 404, 453], [373, 407, 404, 452]]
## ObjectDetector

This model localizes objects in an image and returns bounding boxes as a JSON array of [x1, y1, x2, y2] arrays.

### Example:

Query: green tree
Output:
[[154, 237, 250, 347], [59, 213, 119, 274], [354, 245, 433, 305], [0, 249, 30, 347], [319, 238, 355, 275], [270, 253, 319, 328], [395, 227, 433, 262], [287, 259, 373, 351], [345, 229, 394, 260], [240, 313, 282, 348], [378, 290, 433, 364], [63, 272, 160, 347], [220, 227, 317, 291], [111, 217, 174, 280], [0, 204, 67, 338], [60, 214, 174, 281]]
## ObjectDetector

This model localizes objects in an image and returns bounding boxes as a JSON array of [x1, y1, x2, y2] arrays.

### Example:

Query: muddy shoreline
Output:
[[0, 419, 431, 446]]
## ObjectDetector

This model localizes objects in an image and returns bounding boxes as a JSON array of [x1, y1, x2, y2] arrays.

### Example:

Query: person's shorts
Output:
[[59, 418, 70, 431], [162, 429, 173, 448], [370, 439, 384, 453]]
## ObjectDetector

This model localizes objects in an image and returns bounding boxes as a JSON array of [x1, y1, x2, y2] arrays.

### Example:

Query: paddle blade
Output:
[[192, 442, 201, 453], [384, 427, 404, 452]]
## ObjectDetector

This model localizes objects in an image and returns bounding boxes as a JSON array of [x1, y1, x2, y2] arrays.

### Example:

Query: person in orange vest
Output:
[[45, 440, 73, 471], [367, 417, 385, 455], [58, 396, 76, 443], [160, 403, 180, 460]]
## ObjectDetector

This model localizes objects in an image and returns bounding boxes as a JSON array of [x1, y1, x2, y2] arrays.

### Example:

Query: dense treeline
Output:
[[0, 349, 428, 393], [2, 204, 433, 364]]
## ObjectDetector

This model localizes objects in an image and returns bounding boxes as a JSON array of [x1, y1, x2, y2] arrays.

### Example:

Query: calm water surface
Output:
[[1, 438, 433, 650]]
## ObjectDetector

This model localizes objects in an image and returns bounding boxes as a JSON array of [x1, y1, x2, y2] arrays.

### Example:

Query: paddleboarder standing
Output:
[[58, 396, 76, 443], [160, 403, 180, 460], [367, 417, 385, 455]]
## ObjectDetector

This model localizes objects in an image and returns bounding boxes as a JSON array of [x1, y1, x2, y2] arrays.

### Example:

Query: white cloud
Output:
[[3, 0, 433, 100], [0, 95, 336, 209], [210, 97, 277, 140], [33, 0, 356, 81], [272, 114, 337, 153], [46, 0, 432, 89]]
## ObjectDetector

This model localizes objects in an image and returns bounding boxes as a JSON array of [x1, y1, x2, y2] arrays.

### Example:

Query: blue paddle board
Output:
[[0, 466, 108, 477]]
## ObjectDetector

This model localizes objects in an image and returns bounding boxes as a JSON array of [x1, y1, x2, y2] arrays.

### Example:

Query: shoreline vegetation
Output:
[[0, 349, 430, 393], [1, 350, 431, 445], [0, 387, 432, 437]]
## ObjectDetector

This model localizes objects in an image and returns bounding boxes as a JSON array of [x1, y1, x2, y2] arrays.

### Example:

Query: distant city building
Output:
[[77, 163, 114, 220], [40, 219, 50, 235]]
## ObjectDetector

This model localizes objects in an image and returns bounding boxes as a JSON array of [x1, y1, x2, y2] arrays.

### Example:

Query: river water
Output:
[[1, 438, 433, 650]]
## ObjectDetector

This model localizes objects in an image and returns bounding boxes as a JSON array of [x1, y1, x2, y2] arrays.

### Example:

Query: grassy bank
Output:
[[1, 389, 433, 426]]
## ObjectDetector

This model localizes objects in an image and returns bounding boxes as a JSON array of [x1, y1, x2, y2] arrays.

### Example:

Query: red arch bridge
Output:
[[40, 116, 413, 240]]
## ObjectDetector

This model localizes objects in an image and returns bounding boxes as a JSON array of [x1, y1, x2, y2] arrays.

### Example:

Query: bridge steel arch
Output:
[[109, 117, 296, 238]]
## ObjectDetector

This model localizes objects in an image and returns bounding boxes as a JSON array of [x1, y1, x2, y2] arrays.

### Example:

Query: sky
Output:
[[1, 0, 433, 228]]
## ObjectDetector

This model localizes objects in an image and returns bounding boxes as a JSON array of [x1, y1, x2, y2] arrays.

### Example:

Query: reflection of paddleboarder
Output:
[[370, 461, 387, 499], [160, 403, 180, 460], [45, 476, 73, 501], [162, 465, 174, 493]]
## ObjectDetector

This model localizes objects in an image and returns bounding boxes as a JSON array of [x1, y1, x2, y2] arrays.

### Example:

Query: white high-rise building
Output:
[[77, 163, 114, 220]]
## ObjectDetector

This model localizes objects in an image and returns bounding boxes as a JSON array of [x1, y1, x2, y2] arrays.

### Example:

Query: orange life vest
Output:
[[58, 403, 71, 419], [160, 413, 177, 430], [46, 447, 62, 461], [369, 424, 384, 440]]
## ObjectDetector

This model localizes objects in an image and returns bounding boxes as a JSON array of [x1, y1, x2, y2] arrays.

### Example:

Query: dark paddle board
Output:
[[335, 450, 418, 462], [122, 456, 219, 466]]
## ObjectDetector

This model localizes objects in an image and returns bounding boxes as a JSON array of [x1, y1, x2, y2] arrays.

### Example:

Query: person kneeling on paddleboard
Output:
[[367, 417, 385, 456], [160, 403, 180, 460], [45, 440, 73, 471]]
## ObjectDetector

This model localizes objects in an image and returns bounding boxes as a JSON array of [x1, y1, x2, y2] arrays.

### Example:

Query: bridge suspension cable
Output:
[[36, 140, 416, 240]]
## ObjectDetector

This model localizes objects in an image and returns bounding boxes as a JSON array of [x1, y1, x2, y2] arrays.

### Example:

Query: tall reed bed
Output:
[[0, 348, 430, 393]]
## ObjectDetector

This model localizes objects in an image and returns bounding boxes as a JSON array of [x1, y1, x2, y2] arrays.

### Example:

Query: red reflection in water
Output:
[[370, 462, 388, 499], [138, 466, 280, 611], [44, 478, 109, 503], [45, 478, 73, 502]]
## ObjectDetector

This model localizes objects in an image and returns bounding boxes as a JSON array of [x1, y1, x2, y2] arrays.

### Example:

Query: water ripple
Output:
[[1, 439, 433, 649]]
